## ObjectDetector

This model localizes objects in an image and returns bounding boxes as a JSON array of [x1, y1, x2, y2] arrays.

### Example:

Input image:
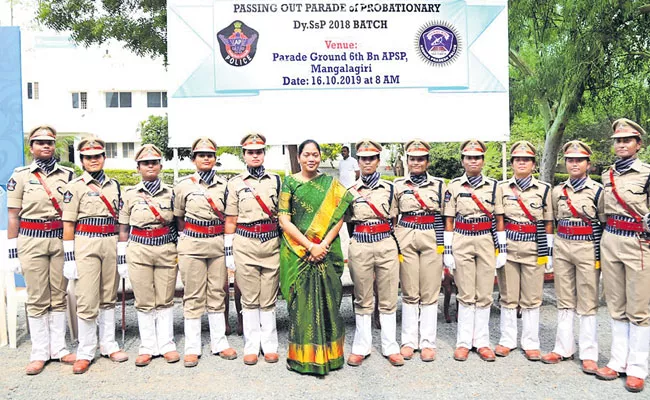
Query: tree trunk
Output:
[[287, 145, 300, 173], [539, 123, 566, 184]]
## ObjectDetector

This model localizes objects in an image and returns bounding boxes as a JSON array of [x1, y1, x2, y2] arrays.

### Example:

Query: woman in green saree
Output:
[[278, 140, 353, 376]]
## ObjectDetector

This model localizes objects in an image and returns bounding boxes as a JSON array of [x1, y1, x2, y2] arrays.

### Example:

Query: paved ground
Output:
[[1, 288, 647, 399]]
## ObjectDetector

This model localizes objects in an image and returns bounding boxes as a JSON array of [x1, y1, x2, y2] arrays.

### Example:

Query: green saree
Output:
[[279, 173, 353, 375]]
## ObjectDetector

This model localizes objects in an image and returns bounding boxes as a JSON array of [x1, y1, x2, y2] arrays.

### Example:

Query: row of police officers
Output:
[[6, 120, 649, 392]]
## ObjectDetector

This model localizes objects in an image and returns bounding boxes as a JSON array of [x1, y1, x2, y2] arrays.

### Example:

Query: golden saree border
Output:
[[283, 178, 346, 258], [287, 336, 345, 365]]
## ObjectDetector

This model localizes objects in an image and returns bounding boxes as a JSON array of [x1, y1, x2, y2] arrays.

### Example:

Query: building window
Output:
[[122, 142, 135, 158], [105, 91, 132, 108], [105, 142, 118, 158], [72, 92, 88, 109], [27, 82, 39, 99], [147, 91, 167, 108]]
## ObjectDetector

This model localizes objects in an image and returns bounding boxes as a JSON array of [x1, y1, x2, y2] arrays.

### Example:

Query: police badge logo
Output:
[[217, 21, 259, 67], [63, 190, 73, 203], [415, 22, 462, 67], [7, 178, 17, 191]]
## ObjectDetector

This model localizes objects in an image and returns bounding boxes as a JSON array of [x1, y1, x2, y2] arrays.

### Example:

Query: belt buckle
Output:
[[145, 230, 154, 238], [100, 225, 108, 235], [43, 221, 52, 232], [368, 225, 376, 234], [470, 223, 477, 232], [207, 225, 216, 235], [253, 224, 263, 234]]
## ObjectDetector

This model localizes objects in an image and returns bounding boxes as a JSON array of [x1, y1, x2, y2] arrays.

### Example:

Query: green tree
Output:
[[509, 1, 650, 183], [321, 143, 342, 168], [37, 0, 167, 63], [138, 115, 191, 160]]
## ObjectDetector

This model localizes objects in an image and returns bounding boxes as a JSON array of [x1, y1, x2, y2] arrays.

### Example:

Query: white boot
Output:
[[456, 303, 475, 349], [607, 319, 629, 373], [627, 324, 650, 379], [579, 314, 598, 361], [208, 312, 230, 354], [401, 303, 419, 350], [260, 309, 279, 355], [49, 311, 71, 359], [499, 307, 518, 349], [521, 307, 541, 350], [379, 312, 400, 356], [156, 307, 177, 355], [137, 311, 158, 356], [76, 317, 98, 360], [552, 309, 576, 357], [243, 309, 261, 356], [473, 306, 491, 349], [98, 308, 120, 356], [28, 314, 50, 362], [183, 318, 202, 355], [419, 303, 438, 349], [351, 314, 372, 356]]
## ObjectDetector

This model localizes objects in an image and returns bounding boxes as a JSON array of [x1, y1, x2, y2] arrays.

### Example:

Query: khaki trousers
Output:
[[348, 236, 399, 314], [233, 235, 280, 311], [75, 235, 119, 320], [553, 236, 600, 316], [127, 241, 178, 312], [497, 239, 544, 309], [452, 232, 495, 308], [18, 235, 67, 317], [177, 234, 227, 319], [601, 231, 650, 326], [395, 226, 441, 305]]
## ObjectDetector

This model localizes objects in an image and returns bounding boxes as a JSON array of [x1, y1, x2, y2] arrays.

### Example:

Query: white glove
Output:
[[496, 231, 507, 269], [545, 234, 554, 273], [644, 213, 650, 233], [225, 233, 235, 271], [443, 231, 456, 270], [7, 238, 22, 274], [63, 240, 78, 280], [117, 241, 128, 279]]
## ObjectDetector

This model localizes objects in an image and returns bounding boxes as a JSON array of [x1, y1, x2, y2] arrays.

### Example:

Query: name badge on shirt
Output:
[[459, 193, 472, 198], [29, 180, 41, 185], [506, 195, 518, 200], [87, 191, 100, 197]]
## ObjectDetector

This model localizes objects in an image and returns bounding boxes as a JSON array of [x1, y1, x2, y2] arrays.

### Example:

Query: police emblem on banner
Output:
[[415, 22, 462, 66], [217, 21, 259, 67]]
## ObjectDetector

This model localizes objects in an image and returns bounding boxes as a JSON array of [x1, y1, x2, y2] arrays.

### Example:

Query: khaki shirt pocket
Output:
[[185, 192, 213, 219], [239, 188, 258, 214]]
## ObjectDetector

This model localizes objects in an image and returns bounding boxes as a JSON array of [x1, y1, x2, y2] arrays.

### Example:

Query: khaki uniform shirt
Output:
[[225, 171, 281, 222], [62, 171, 122, 222], [552, 178, 604, 223], [495, 177, 553, 222], [7, 162, 75, 219], [346, 179, 398, 223], [119, 182, 174, 228], [173, 172, 228, 221], [443, 174, 500, 219], [394, 174, 446, 215], [601, 159, 650, 222]]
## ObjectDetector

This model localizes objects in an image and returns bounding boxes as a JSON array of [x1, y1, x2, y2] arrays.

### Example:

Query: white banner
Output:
[[168, 0, 509, 146]]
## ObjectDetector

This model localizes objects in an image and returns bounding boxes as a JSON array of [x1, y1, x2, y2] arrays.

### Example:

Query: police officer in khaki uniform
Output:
[[7, 126, 76, 375], [494, 141, 553, 361], [596, 119, 650, 393], [345, 140, 403, 367], [174, 137, 236, 367], [394, 139, 446, 362], [224, 133, 281, 366], [443, 139, 500, 362], [541, 141, 603, 374], [62, 136, 128, 374], [118, 144, 180, 367]]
